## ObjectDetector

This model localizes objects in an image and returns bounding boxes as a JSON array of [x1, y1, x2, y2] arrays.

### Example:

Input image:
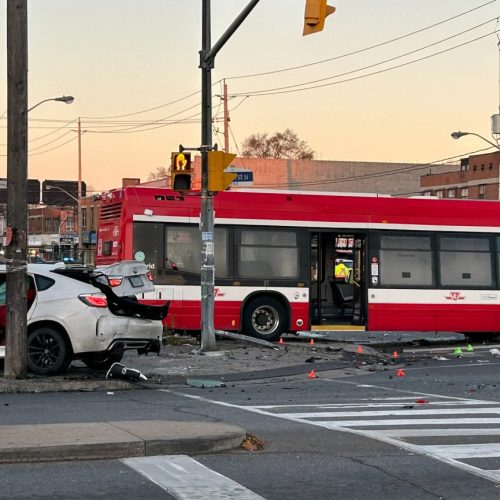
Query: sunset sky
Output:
[[1, 0, 499, 193]]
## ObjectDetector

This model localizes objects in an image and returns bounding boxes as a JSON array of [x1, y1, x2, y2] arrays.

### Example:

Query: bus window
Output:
[[379, 235, 434, 287], [238, 230, 298, 279], [439, 236, 492, 288], [165, 225, 228, 277]]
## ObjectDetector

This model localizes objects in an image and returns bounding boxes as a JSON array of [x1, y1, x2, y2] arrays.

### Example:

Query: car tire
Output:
[[28, 326, 72, 375], [243, 296, 288, 342], [82, 352, 124, 370]]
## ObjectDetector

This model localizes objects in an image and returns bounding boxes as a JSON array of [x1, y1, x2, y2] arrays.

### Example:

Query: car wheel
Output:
[[82, 352, 124, 370], [243, 296, 288, 342], [28, 327, 72, 375]]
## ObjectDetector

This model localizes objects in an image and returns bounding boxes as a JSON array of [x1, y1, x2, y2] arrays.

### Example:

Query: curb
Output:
[[0, 420, 246, 464]]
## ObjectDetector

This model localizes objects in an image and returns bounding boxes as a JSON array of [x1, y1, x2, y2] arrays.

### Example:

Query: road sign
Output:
[[226, 167, 254, 186]]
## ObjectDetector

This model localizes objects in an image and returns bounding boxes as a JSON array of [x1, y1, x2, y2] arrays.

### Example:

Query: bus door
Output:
[[310, 233, 366, 327]]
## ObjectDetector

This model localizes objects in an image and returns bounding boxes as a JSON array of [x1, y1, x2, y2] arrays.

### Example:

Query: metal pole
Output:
[[5, 0, 28, 378], [200, 0, 216, 351]]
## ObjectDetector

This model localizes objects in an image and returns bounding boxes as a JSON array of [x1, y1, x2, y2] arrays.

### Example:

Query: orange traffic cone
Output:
[[308, 370, 317, 379], [392, 350, 399, 359], [396, 369, 406, 377], [356, 345, 364, 354], [310, 338, 315, 346], [278, 337, 285, 345]]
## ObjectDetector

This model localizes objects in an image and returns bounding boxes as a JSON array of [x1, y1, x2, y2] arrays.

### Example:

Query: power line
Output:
[[232, 26, 497, 97], [227, 0, 497, 80]]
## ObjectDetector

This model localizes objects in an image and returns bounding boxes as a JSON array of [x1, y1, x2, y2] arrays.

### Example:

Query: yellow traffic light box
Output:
[[207, 151, 237, 192], [170, 152, 192, 190], [303, 0, 335, 36]]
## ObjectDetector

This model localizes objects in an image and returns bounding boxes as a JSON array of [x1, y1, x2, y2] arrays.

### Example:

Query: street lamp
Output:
[[45, 186, 78, 261], [45, 184, 79, 203], [27, 95, 74, 113], [451, 131, 500, 151]]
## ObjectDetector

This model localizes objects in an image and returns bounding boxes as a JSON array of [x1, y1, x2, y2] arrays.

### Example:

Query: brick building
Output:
[[420, 151, 500, 200], [188, 156, 457, 196]]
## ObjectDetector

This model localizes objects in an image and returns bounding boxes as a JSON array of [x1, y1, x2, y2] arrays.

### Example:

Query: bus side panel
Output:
[[367, 303, 437, 331], [435, 304, 500, 332]]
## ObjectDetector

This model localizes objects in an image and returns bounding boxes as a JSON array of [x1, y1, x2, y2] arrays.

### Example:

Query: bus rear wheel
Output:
[[243, 296, 287, 342]]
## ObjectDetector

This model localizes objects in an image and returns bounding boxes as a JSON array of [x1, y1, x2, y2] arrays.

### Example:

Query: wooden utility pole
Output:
[[5, 0, 28, 378], [223, 80, 230, 153]]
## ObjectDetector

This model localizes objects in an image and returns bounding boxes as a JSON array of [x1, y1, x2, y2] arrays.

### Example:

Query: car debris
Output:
[[106, 362, 147, 381]]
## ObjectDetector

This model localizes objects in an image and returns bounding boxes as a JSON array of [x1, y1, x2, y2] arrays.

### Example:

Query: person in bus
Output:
[[334, 259, 350, 281]]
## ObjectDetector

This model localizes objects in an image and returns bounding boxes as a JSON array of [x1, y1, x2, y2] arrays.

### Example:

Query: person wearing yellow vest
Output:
[[334, 260, 350, 280]]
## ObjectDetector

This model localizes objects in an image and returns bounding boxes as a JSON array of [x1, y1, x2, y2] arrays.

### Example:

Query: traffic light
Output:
[[303, 0, 335, 36], [170, 152, 192, 191], [207, 151, 237, 192]]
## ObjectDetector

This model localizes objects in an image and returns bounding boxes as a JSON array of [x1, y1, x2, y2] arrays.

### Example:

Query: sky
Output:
[[0, 0, 499, 193]]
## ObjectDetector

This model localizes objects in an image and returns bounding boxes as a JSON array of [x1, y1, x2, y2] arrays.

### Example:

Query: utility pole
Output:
[[199, 0, 260, 351], [223, 80, 230, 153], [5, 0, 28, 379]]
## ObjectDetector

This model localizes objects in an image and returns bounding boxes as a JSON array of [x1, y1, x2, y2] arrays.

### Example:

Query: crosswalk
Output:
[[247, 396, 500, 484]]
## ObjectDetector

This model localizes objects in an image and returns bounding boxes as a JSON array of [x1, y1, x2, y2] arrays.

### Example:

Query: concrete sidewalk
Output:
[[0, 420, 246, 464]]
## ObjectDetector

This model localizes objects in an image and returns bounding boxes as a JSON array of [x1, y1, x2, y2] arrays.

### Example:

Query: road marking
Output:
[[123, 455, 264, 499], [161, 389, 500, 485], [419, 443, 500, 459], [376, 428, 500, 438]]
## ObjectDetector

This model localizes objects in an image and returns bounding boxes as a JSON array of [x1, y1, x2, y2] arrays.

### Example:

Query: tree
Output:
[[241, 129, 314, 160], [147, 166, 167, 181]]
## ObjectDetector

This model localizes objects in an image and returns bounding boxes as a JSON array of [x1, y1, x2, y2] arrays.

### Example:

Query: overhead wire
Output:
[[227, 0, 497, 80], [231, 23, 498, 97]]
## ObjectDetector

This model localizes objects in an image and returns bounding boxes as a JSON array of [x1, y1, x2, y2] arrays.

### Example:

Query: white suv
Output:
[[0, 261, 168, 375]]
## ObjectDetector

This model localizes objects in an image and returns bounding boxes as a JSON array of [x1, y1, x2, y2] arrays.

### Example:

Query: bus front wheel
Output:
[[243, 297, 288, 342]]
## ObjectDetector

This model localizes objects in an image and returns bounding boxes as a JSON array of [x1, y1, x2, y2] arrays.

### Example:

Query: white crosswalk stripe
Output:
[[244, 396, 500, 484]]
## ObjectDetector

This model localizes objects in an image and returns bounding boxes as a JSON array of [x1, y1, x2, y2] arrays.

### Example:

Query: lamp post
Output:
[[27, 95, 74, 113], [46, 185, 79, 262], [451, 131, 500, 151]]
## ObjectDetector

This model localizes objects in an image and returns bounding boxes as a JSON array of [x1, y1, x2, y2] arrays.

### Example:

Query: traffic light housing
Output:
[[303, 0, 335, 36], [207, 151, 237, 192], [170, 152, 192, 191]]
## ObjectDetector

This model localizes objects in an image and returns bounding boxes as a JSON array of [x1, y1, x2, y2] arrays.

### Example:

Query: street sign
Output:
[[226, 167, 254, 187]]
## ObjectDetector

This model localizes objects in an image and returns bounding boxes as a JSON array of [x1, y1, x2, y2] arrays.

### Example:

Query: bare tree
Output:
[[241, 129, 314, 160], [147, 166, 168, 181]]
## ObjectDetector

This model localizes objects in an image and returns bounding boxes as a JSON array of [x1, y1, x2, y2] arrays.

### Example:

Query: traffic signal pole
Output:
[[199, 0, 260, 351]]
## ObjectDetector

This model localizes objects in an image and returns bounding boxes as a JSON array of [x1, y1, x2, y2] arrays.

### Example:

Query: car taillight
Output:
[[146, 271, 154, 282], [107, 275, 123, 287], [79, 293, 108, 307]]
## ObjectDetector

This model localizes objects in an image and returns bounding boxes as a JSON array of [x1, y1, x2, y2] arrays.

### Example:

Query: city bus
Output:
[[96, 186, 500, 340]]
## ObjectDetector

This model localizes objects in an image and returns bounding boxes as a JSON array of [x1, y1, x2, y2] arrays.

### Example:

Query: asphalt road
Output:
[[2, 353, 500, 499]]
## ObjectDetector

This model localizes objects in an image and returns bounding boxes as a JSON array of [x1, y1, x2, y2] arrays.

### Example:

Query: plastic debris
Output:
[[434, 356, 449, 361], [106, 363, 147, 381], [489, 348, 500, 356], [415, 399, 428, 404]]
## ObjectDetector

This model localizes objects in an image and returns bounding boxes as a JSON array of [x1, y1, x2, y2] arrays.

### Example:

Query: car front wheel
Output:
[[243, 296, 288, 342], [28, 327, 72, 375]]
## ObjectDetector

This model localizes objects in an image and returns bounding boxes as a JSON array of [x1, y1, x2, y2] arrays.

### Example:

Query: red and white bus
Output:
[[96, 186, 500, 340]]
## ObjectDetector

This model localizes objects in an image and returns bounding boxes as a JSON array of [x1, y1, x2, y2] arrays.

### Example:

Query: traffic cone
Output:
[[356, 345, 363, 354], [310, 338, 315, 346], [392, 350, 399, 359], [396, 369, 406, 377], [466, 344, 474, 352], [278, 337, 285, 345], [454, 347, 463, 356], [308, 370, 317, 379]]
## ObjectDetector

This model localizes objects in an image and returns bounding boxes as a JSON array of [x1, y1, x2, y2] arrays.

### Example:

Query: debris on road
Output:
[[106, 363, 147, 382], [186, 378, 226, 388], [241, 433, 265, 451]]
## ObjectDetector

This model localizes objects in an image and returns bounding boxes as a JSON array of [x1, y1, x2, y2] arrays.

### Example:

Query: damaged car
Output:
[[0, 261, 169, 375]]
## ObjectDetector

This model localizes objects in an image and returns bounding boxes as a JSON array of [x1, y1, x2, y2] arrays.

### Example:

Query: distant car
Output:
[[0, 261, 168, 375]]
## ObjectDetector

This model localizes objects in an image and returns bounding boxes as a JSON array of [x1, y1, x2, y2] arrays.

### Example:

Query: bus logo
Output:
[[445, 292, 465, 301]]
